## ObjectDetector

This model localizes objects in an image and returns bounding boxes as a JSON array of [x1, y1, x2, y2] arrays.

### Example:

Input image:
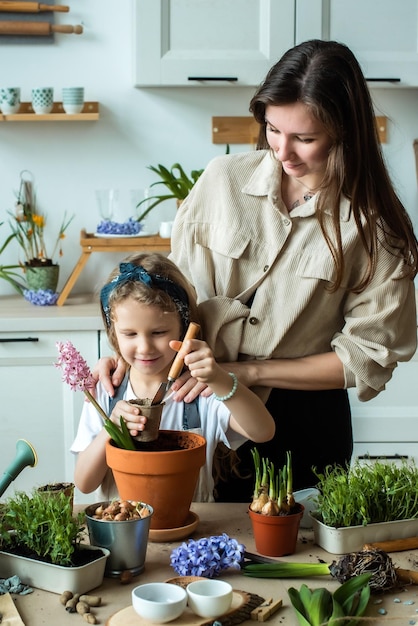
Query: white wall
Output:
[[1, 0, 418, 298]]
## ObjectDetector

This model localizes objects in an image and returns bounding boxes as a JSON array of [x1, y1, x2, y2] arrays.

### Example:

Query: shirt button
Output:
[[263, 265, 269, 272], [284, 218, 291, 226], [249, 317, 259, 325]]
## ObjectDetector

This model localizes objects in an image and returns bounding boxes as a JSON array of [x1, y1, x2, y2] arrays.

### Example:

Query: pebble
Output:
[[0, 575, 33, 595]]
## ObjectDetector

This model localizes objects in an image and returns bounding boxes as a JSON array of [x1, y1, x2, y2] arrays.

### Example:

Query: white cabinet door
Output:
[[133, 0, 295, 87], [296, 0, 418, 86], [0, 330, 99, 501]]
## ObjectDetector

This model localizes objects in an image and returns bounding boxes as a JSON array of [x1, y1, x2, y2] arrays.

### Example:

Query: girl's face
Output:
[[265, 102, 333, 187], [113, 297, 181, 380]]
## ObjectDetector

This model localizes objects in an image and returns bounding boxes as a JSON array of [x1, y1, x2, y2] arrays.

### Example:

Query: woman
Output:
[[96, 40, 418, 499]]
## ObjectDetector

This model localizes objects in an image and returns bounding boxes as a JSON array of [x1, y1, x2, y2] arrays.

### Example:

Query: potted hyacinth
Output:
[[55, 340, 135, 450], [55, 341, 206, 532]]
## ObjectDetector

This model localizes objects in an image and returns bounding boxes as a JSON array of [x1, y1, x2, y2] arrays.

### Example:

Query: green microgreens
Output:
[[313, 460, 418, 528]]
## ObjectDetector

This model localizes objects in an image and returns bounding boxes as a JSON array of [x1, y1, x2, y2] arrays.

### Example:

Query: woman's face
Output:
[[265, 102, 333, 186], [113, 297, 181, 380]]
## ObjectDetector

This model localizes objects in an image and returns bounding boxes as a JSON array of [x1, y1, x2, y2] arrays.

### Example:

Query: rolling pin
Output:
[[364, 537, 418, 552], [0, 2, 69, 12], [0, 20, 82, 34]]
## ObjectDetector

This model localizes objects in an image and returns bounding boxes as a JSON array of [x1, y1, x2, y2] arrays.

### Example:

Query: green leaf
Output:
[[287, 587, 313, 626]]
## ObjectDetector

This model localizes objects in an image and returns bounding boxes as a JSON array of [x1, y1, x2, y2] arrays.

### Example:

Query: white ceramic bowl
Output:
[[132, 582, 187, 623], [186, 579, 233, 619], [294, 488, 320, 528]]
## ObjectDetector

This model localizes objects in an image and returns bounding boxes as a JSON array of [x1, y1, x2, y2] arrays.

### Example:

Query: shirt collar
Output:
[[241, 150, 351, 221]]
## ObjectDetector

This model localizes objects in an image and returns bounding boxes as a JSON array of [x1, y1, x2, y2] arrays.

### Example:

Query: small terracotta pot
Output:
[[248, 504, 304, 557], [106, 431, 206, 530], [37, 482, 75, 511], [128, 400, 163, 442]]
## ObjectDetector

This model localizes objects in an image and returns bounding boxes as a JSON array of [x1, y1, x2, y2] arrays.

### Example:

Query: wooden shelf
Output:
[[212, 115, 387, 144], [57, 230, 171, 306], [0, 102, 99, 122]]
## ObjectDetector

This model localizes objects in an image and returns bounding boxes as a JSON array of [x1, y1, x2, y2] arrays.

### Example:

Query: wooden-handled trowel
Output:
[[151, 322, 200, 405]]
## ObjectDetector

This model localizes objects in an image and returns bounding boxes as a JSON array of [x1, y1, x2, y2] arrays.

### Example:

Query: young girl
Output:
[[71, 252, 275, 502]]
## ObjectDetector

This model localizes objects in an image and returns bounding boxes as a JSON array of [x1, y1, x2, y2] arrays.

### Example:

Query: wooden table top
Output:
[[7, 502, 418, 625]]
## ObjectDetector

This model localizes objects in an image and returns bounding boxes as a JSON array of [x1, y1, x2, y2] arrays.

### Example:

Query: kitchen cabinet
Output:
[[0, 330, 99, 501], [133, 0, 295, 87], [134, 0, 418, 88], [296, 0, 418, 86], [0, 297, 105, 503]]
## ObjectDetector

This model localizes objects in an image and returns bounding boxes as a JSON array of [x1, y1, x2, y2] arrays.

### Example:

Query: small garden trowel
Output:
[[151, 322, 201, 405]]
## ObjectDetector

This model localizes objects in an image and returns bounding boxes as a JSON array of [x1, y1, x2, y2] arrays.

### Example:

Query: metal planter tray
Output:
[[310, 513, 418, 554], [0, 544, 110, 594]]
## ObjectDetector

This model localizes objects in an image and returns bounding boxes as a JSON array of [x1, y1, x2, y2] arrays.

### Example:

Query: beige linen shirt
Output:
[[170, 150, 417, 402]]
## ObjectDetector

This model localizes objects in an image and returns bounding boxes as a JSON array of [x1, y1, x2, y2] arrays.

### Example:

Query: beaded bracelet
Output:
[[214, 372, 238, 402]]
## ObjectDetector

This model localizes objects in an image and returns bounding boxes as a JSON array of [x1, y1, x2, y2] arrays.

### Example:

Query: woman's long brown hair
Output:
[[250, 39, 418, 292]]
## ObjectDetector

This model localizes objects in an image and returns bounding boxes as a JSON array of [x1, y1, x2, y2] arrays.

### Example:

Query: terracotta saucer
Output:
[[148, 511, 199, 543]]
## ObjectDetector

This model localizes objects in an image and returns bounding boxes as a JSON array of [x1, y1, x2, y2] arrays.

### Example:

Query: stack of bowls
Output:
[[0, 87, 20, 114], [32, 87, 53, 114], [62, 87, 84, 114]]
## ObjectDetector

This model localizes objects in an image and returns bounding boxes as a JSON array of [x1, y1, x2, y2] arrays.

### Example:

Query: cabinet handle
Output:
[[366, 78, 401, 83], [188, 76, 238, 82], [357, 454, 408, 460], [0, 337, 39, 343]]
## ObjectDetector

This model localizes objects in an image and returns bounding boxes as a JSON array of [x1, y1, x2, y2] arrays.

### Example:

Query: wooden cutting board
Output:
[[106, 589, 264, 626], [0, 592, 25, 625]]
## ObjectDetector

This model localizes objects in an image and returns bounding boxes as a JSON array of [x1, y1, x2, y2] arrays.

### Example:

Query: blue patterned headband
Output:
[[100, 262, 190, 332]]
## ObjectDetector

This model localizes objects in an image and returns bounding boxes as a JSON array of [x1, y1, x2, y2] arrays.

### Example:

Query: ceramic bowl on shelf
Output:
[[132, 582, 187, 623], [186, 579, 233, 619]]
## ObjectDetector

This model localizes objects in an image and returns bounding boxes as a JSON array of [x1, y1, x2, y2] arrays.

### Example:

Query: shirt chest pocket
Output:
[[193, 224, 250, 259], [296, 251, 338, 285]]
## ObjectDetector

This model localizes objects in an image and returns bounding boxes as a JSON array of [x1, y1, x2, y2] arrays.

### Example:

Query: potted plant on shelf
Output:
[[136, 162, 205, 223], [248, 449, 304, 557], [310, 460, 418, 554], [55, 340, 206, 533], [0, 488, 109, 594], [8, 169, 74, 304]]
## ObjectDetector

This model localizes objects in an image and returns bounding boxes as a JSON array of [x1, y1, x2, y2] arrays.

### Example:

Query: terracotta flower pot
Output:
[[105, 430, 206, 530], [248, 505, 304, 557]]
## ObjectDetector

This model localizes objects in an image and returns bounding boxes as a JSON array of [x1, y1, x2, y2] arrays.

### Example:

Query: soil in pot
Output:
[[1, 537, 106, 567]]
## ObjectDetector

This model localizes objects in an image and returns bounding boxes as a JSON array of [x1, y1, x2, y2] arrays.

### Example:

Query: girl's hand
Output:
[[168, 339, 210, 401], [110, 400, 147, 437]]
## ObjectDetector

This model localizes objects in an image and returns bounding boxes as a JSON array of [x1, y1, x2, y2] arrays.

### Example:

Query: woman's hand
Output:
[[92, 356, 127, 397], [110, 400, 147, 437]]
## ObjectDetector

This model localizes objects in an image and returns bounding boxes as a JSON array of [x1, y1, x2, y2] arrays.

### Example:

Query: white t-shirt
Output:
[[71, 379, 246, 503]]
